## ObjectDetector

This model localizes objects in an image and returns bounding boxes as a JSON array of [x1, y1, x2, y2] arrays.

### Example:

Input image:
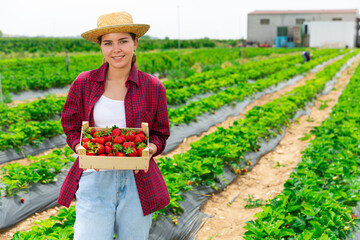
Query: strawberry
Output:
[[98, 153, 106, 156], [136, 130, 145, 135], [186, 180, 191, 185], [105, 142, 112, 147], [82, 142, 92, 150], [138, 147, 145, 157], [134, 135, 143, 144], [115, 152, 126, 157], [111, 127, 121, 136], [82, 138, 91, 143], [113, 136, 125, 144], [127, 147, 138, 157], [92, 137, 105, 145], [125, 130, 135, 142], [123, 142, 135, 149], [242, 168, 247, 173], [20, 198, 24, 203], [104, 135, 112, 142], [352, 214, 358, 219], [96, 144, 105, 154], [87, 128, 95, 136], [247, 161, 252, 166], [235, 169, 241, 174], [112, 144, 123, 152], [86, 152, 96, 156], [137, 133, 146, 142], [105, 145, 112, 153], [107, 153, 114, 156]]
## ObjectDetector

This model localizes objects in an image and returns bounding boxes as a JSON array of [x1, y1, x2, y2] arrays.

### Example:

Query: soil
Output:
[[0, 56, 358, 240]]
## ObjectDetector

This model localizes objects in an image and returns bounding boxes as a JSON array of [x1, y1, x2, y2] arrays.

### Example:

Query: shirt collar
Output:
[[92, 62, 139, 87]]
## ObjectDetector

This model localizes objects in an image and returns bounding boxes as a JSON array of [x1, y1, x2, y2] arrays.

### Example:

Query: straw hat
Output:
[[81, 11, 150, 43]]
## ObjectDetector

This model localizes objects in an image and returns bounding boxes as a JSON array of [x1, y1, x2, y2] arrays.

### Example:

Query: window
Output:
[[296, 18, 305, 25], [260, 19, 270, 25], [332, 18, 342, 21]]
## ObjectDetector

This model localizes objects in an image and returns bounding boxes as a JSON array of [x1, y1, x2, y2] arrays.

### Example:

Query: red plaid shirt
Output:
[[58, 62, 170, 216]]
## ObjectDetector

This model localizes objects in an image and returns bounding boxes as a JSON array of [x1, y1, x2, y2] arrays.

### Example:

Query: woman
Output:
[[58, 11, 170, 239]]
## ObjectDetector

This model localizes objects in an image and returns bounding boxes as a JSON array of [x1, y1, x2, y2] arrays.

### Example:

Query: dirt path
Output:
[[0, 57, 347, 239], [194, 56, 360, 240]]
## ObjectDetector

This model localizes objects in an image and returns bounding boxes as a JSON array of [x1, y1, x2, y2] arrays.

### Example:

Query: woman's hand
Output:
[[134, 142, 157, 174]]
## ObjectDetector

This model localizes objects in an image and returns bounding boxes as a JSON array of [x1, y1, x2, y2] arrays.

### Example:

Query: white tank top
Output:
[[93, 95, 126, 128], [84, 95, 126, 172]]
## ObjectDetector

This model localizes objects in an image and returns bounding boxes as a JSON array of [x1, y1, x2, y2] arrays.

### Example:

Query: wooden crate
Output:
[[78, 121, 149, 170]]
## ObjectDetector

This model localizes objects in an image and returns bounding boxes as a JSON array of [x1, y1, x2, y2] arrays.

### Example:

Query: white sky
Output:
[[0, 0, 359, 39]]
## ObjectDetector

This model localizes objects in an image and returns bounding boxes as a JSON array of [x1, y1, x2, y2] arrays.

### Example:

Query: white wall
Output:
[[305, 21, 356, 48]]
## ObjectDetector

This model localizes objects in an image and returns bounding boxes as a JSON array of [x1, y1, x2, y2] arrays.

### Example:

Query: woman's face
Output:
[[99, 32, 138, 70]]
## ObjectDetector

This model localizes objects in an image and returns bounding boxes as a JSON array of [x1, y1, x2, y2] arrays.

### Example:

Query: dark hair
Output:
[[98, 32, 137, 64]]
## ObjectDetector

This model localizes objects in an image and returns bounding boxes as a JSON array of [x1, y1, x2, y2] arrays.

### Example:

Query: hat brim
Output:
[[81, 24, 150, 43]]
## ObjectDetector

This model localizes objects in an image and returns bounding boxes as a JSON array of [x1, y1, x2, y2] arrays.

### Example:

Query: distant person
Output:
[[302, 51, 312, 62]]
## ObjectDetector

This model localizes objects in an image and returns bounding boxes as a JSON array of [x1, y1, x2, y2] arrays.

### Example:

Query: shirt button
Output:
[[96, 94, 99, 97]]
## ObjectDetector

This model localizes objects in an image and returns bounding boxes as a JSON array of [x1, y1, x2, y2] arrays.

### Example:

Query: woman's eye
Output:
[[120, 40, 128, 44], [104, 42, 111, 45]]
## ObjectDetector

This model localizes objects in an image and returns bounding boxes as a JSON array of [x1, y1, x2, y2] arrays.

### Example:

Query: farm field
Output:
[[0, 37, 360, 240]]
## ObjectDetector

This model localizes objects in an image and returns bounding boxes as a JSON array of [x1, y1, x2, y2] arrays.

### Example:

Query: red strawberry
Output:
[[98, 153, 106, 156], [115, 152, 126, 157], [242, 168, 247, 173], [352, 214, 358, 219], [88, 128, 95, 136], [127, 147, 138, 157], [235, 169, 241, 174], [107, 153, 114, 156], [20, 198, 24, 203], [138, 147, 145, 157], [92, 137, 105, 145], [96, 144, 105, 154], [104, 135, 112, 142], [86, 152, 96, 156], [137, 133, 146, 142], [123, 142, 135, 149], [113, 136, 125, 144], [125, 130, 136, 141], [82, 138, 91, 143], [136, 130, 145, 135], [134, 135, 143, 144], [105, 145, 112, 153], [111, 128, 121, 136], [112, 144, 123, 152], [247, 161, 252, 166], [82, 142, 91, 150], [105, 142, 112, 147]]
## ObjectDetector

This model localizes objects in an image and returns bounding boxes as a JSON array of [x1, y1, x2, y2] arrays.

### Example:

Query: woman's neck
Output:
[[107, 64, 132, 82]]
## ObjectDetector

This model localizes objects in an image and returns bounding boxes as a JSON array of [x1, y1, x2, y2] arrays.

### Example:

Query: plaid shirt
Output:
[[58, 62, 170, 216]]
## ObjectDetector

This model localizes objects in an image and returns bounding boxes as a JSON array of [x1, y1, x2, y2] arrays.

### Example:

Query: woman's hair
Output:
[[98, 32, 137, 64]]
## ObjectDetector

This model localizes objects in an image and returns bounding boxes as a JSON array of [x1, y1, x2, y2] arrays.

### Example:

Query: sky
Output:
[[0, 0, 359, 40]]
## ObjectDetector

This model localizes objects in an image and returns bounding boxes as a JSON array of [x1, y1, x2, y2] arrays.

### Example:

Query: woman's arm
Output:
[[149, 83, 170, 157], [61, 78, 83, 153]]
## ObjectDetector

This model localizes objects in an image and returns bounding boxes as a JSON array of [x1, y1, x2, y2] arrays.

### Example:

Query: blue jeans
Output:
[[74, 170, 152, 240]]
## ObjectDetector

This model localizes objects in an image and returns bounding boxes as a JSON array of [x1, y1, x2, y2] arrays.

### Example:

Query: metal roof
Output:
[[249, 9, 358, 15]]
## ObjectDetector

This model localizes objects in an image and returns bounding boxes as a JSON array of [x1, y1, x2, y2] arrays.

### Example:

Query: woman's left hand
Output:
[[134, 142, 157, 174]]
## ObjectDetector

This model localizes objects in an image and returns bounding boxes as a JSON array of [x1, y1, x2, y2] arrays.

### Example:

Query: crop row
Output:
[[0, 51, 338, 151], [0, 147, 74, 198], [9, 50, 358, 239], [167, 50, 344, 125], [243, 58, 360, 239], [1, 48, 304, 101]]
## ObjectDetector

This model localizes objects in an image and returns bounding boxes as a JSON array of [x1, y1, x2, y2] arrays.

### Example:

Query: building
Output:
[[247, 9, 360, 48]]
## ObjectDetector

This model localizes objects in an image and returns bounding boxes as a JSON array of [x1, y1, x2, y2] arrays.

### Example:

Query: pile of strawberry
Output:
[[81, 126, 148, 157]]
